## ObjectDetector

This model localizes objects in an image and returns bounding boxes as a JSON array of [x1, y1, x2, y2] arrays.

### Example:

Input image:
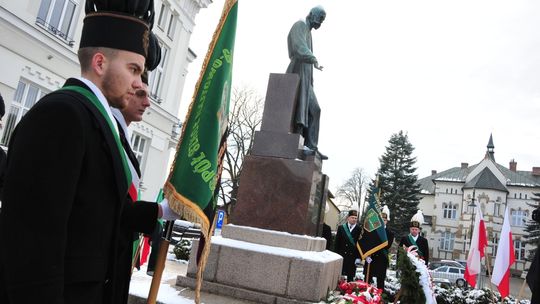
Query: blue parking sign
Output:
[[216, 210, 225, 229]]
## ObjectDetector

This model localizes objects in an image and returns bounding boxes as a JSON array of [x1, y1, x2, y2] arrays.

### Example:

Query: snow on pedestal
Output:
[[177, 224, 343, 303]]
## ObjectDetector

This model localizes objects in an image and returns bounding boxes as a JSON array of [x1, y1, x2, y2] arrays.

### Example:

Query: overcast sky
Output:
[[180, 0, 540, 194]]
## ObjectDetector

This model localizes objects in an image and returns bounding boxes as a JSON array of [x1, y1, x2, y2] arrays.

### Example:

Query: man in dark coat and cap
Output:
[[0, 1, 179, 303], [362, 205, 394, 289], [399, 210, 430, 266], [335, 210, 361, 281]]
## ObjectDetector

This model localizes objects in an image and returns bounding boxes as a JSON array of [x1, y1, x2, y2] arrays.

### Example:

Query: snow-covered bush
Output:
[[173, 239, 191, 260]]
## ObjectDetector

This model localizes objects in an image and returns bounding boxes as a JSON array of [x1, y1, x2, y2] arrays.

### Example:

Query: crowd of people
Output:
[[331, 208, 429, 290]]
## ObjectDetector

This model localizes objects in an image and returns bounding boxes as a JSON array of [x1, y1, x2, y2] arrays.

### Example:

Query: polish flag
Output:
[[464, 206, 487, 287], [491, 207, 516, 298]]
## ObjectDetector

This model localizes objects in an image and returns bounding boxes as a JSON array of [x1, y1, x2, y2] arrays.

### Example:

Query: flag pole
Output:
[[516, 277, 528, 303], [131, 233, 144, 273], [147, 220, 174, 304], [483, 252, 497, 304], [365, 261, 371, 284]]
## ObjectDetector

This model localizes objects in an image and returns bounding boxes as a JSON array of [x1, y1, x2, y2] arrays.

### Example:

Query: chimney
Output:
[[431, 170, 437, 176], [461, 162, 468, 169], [509, 159, 517, 172], [533, 167, 540, 176]]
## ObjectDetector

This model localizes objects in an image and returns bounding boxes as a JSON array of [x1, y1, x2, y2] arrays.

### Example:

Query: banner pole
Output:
[[147, 220, 174, 304]]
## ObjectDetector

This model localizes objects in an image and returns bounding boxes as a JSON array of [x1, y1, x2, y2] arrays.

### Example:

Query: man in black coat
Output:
[[0, 9, 178, 304], [112, 76, 154, 303], [0, 94, 6, 199], [322, 222, 333, 250], [399, 211, 430, 266], [335, 210, 361, 281], [363, 207, 394, 290]]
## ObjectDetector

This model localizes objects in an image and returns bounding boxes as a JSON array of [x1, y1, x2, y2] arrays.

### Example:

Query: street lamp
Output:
[[468, 188, 477, 240]]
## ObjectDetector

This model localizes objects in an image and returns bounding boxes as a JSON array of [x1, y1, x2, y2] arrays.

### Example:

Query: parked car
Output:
[[428, 259, 465, 270], [171, 220, 201, 245], [429, 266, 467, 287], [456, 259, 467, 268]]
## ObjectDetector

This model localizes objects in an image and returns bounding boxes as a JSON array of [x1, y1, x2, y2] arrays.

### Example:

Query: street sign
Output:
[[216, 210, 225, 229]]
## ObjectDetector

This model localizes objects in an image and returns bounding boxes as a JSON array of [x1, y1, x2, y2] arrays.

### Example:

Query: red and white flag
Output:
[[464, 206, 488, 287], [491, 206, 516, 298]]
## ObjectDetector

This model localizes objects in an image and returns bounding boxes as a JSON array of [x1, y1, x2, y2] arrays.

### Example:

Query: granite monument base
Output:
[[176, 224, 343, 303], [230, 154, 327, 236]]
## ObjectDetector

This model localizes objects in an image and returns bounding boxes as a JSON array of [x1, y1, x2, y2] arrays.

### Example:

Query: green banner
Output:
[[165, 0, 237, 233], [357, 185, 388, 259]]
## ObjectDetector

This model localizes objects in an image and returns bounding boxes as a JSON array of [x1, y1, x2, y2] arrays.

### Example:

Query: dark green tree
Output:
[[524, 193, 540, 260], [371, 131, 421, 241]]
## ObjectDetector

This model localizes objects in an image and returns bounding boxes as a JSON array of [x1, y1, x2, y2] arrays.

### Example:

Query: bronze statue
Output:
[[286, 6, 326, 159]]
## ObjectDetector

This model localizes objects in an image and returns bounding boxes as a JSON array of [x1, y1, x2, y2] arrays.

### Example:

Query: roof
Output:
[[463, 167, 507, 192], [417, 165, 476, 194], [418, 162, 540, 194]]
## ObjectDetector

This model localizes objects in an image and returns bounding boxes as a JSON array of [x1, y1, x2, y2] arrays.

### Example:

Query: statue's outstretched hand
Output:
[[314, 62, 324, 71]]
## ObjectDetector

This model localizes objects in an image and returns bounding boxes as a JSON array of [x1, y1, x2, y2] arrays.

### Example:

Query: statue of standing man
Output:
[[286, 6, 327, 159]]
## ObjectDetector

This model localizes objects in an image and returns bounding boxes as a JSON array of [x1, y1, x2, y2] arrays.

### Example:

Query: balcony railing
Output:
[[35, 17, 75, 46]]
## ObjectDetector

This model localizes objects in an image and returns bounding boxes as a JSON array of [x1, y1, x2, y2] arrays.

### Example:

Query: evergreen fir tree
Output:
[[373, 131, 421, 241], [524, 193, 540, 260]]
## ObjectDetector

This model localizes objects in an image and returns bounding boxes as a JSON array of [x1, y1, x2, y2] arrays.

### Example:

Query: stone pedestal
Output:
[[230, 73, 329, 237], [176, 225, 343, 304]]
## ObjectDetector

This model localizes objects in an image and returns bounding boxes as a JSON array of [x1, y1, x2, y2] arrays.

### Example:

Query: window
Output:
[[148, 44, 168, 99], [167, 13, 176, 38], [492, 232, 499, 255], [36, 0, 77, 45], [514, 240, 526, 261], [443, 203, 457, 219], [1, 80, 48, 146], [494, 203, 501, 217], [157, 4, 168, 29], [130, 133, 148, 171], [511, 209, 527, 227], [439, 232, 455, 251]]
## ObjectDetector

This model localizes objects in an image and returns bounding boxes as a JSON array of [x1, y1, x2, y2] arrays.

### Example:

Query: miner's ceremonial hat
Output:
[[410, 210, 424, 228], [80, 0, 161, 70], [80, 12, 150, 58]]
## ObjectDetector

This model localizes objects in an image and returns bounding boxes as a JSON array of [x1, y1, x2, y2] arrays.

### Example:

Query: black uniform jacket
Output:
[[399, 234, 430, 265], [0, 79, 158, 304], [335, 223, 361, 279]]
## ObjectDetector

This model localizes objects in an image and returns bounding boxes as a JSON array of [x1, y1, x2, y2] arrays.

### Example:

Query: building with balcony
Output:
[[0, 0, 212, 201]]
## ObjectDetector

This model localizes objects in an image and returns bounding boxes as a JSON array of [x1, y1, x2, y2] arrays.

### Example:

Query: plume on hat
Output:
[[381, 205, 390, 221], [85, 0, 155, 27], [83, 0, 162, 71], [411, 210, 424, 224]]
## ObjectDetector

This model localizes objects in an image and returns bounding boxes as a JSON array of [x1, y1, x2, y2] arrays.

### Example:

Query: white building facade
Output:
[[417, 135, 538, 276], [0, 0, 211, 201]]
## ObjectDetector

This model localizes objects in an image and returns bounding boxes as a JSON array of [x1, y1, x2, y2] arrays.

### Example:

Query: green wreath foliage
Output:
[[396, 247, 425, 304]]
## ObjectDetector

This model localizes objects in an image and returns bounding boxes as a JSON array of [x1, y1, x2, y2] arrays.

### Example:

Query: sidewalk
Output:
[[127, 246, 257, 304]]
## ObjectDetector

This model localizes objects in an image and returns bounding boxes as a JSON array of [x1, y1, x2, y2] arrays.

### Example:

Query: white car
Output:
[[429, 266, 467, 288]]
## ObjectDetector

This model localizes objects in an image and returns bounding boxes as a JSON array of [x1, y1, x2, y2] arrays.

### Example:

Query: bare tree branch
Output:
[[335, 167, 368, 211], [220, 86, 263, 214]]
